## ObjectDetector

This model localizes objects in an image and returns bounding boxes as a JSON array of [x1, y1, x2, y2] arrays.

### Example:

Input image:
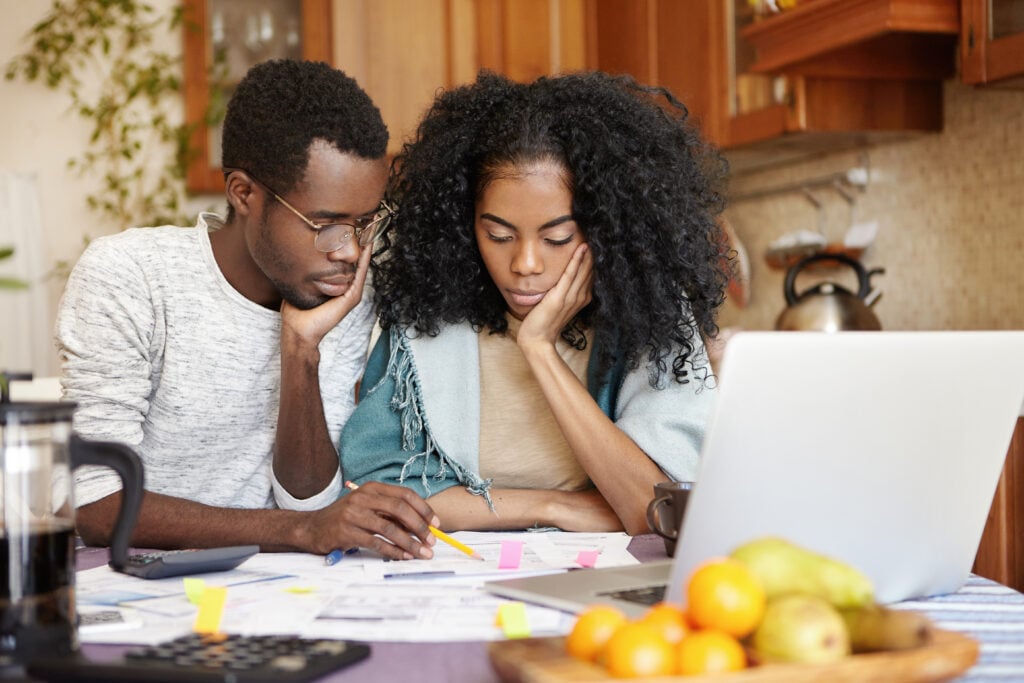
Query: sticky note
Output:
[[193, 586, 227, 634], [496, 602, 530, 639], [576, 550, 600, 568], [183, 578, 206, 605], [498, 540, 524, 569], [284, 586, 316, 594]]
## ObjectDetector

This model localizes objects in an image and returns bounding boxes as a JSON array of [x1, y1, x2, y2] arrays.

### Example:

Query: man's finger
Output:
[[346, 486, 435, 558], [361, 489, 437, 549]]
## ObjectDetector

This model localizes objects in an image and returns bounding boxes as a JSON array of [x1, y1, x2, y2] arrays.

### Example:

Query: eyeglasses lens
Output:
[[357, 211, 392, 247], [310, 210, 392, 253], [313, 228, 346, 253]]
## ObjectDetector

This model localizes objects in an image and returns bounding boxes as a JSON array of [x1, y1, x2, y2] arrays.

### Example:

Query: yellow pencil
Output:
[[427, 525, 486, 561], [344, 481, 486, 561]]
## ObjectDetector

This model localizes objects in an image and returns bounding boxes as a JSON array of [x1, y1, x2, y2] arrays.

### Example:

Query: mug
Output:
[[646, 481, 693, 557], [0, 401, 143, 668]]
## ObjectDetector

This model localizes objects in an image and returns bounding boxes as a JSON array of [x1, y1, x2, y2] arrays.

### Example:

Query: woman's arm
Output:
[[518, 342, 665, 534], [516, 244, 669, 535], [429, 486, 623, 532]]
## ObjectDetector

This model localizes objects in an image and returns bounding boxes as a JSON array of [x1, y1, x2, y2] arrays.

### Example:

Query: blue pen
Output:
[[324, 547, 359, 566]]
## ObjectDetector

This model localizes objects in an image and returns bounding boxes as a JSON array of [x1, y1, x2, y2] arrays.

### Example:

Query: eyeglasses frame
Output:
[[224, 167, 395, 252]]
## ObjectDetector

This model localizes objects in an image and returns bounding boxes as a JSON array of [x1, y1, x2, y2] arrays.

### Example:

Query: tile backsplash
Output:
[[718, 80, 1024, 333]]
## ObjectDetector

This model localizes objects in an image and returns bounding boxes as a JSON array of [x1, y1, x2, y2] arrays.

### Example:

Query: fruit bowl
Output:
[[488, 628, 978, 682]]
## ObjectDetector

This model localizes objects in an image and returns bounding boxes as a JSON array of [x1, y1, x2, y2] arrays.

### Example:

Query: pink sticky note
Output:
[[498, 540, 524, 569], [576, 550, 600, 568]]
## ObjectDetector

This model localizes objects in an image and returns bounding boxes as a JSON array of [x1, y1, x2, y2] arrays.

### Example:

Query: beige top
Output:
[[477, 315, 594, 490]]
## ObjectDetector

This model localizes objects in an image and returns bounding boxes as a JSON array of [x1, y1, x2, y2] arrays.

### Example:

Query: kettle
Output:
[[775, 253, 884, 331]]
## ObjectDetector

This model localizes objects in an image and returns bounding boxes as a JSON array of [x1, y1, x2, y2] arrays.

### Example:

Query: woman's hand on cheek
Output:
[[517, 243, 593, 350]]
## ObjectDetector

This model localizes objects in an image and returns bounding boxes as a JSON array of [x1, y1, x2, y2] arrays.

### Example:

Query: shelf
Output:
[[741, 0, 960, 76]]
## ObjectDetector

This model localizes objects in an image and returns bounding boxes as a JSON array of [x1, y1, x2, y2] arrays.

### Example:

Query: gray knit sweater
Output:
[[55, 214, 374, 510]]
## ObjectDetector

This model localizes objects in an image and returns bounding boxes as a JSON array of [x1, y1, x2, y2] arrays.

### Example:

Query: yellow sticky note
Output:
[[284, 586, 316, 594], [496, 602, 530, 639], [193, 586, 227, 634], [183, 578, 206, 605]]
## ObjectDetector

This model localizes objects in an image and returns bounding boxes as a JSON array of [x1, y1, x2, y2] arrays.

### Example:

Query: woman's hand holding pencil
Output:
[[343, 481, 485, 562]]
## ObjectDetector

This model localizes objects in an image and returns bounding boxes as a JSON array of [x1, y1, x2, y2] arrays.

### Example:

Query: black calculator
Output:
[[26, 633, 371, 682], [113, 545, 260, 579]]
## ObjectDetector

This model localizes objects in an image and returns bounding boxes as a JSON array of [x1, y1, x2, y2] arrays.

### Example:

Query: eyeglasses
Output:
[[226, 168, 395, 252]]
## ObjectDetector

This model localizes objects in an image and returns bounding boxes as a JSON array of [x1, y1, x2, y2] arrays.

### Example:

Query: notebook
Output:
[[484, 331, 1024, 616]]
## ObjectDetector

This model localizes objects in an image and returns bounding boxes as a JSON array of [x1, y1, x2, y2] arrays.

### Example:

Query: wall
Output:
[[720, 80, 1024, 333], [0, 0, 211, 375]]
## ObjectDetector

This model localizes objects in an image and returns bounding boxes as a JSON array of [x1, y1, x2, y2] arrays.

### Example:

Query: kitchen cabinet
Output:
[[586, 0, 960, 173], [973, 417, 1024, 592], [961, 0, 1024, 85], [182, 0, 333, 193], [331, 0, 587, 158]]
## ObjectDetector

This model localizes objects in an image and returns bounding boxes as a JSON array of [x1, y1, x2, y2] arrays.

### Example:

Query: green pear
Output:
[[752, 594, 851, 664], [730, 537, 874, 609]]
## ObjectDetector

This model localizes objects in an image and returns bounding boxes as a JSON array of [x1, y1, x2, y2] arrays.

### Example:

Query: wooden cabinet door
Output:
[[961, 0, 1024, 85], [585, 0, 730, 146], [974, 418, 1024, 592], [476, 0, 587, 83], [586, 0, 956, 172], [332, 0, 587, 158], [182, 0, 333, 193]]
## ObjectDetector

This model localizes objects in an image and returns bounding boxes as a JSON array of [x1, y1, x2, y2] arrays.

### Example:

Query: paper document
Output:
[[75, 531, 636, 643]]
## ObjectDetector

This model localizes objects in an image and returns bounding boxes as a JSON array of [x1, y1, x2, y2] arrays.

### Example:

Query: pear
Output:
[[730, 537, 874, 609], [752, 594, 851, 664]]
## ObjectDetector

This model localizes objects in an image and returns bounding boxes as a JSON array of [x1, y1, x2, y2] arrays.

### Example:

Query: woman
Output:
[[340, 71, 731, 534]]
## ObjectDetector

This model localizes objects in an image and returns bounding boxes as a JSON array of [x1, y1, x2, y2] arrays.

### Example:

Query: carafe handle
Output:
[[70, 435, 144, 570]]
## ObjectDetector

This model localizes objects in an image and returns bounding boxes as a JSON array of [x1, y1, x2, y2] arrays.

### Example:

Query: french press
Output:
[[0, 400, 143, 667]]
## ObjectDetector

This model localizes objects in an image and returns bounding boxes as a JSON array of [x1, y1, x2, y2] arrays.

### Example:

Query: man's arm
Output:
[[78, 481, 440, 559], [272, 244, 373, 500]]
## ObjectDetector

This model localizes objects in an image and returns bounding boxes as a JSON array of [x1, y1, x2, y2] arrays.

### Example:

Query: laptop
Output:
[[484, 331, 1024, 616]]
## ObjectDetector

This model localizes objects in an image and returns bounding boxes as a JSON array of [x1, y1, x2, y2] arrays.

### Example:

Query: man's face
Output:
[[248, 141, 387, 310]]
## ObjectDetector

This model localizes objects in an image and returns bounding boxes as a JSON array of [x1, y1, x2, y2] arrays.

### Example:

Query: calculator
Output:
[[26, 633, 371, 682], [113, 545, 260, 579]]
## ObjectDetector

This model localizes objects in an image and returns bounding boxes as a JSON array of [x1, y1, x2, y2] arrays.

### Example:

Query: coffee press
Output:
[[0, 400, 143, 668]]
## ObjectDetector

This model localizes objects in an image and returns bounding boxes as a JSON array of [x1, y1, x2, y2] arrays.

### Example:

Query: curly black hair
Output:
[[375, 70, 731, 385], [221, 59, 387, 216]]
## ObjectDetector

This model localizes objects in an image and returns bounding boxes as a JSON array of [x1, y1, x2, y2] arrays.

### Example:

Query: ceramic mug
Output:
[[645, 481, 693, 557]]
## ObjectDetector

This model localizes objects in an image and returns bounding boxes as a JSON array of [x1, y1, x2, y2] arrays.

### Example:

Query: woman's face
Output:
[[474, 161, 585, 321]]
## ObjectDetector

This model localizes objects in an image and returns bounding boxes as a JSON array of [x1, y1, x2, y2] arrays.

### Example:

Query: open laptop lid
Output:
[[668, 331, 1024, 605]]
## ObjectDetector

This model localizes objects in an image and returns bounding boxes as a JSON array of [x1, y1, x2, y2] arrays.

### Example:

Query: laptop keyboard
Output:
[[597, 584, 666, 606]]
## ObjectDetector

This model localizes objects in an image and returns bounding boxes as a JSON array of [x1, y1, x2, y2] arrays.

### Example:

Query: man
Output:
[[56, 60, 437, 560]]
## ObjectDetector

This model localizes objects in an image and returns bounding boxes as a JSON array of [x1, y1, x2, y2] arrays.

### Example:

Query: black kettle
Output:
[[775, 253, 884, 331]]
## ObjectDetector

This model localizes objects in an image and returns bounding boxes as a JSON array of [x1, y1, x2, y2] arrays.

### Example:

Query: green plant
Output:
[[0, 247, 28, 290], [4, 0, 224, 231]]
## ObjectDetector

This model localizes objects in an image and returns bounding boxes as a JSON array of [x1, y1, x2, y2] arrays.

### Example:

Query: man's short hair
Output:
[[222, 59, 388, 197]]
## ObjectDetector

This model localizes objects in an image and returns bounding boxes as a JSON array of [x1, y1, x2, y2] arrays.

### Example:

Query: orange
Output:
[[603, 622, 678, 678], [678, 629, 748, 675], [686, 557, 766, 638], [638, 602, 690, 645], [565, 605, 627, 662]]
